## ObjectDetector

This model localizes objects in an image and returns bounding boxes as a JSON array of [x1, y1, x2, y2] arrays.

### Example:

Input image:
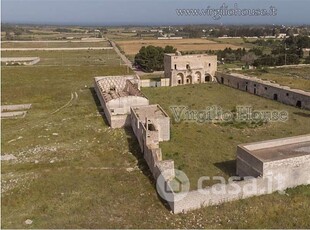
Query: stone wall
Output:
[[1, 104, 32, 112], [172, 155, 310, 213], [1, 57, 40, 65], [168, 135, 310, 214], [130, 105, 174, 180], [172, 176, 277, 213], [94, 75, 149, 128], [216, 72, 310, 110], [164, 53, 217, 86]]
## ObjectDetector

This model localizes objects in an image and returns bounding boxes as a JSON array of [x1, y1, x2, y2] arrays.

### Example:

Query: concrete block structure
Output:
[[1, 57, 40, 65], [1, 104, 32, 119], [216, 72, 310, 110], [164, 52, 217, 86], [130, 104, 173, 180], [94, 75, 149, 128], [237, 135, 310, 184]]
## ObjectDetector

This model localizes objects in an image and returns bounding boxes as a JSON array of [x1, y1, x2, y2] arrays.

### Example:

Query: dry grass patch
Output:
[[116, 38, 243, 55]]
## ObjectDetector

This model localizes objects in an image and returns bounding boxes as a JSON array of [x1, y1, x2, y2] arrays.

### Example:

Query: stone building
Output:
[[94, 75, 149, 128], [216, 72, 310, 110], [164, 52, 217, 86], [130, 104, 174, 180], [302, 48, 310, 58]]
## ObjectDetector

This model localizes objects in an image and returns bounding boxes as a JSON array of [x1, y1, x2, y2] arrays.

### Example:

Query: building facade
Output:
[[216, 72, 310, 110], [164, 52, 217, 86]]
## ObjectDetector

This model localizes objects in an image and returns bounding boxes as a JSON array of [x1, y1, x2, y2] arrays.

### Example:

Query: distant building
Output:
[[277, 33, 287, 39], [164, 52, 217, 86], [302, 48, 310, 58]]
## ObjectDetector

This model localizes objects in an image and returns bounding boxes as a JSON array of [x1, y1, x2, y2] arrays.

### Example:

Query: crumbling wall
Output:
[[94, 76, 149, 128], [130, 106, 174, 180]]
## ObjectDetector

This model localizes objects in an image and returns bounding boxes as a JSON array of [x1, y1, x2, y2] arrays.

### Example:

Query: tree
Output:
[[305, 55, 310, 64], [164, 45, 177, 53], [134, 45, 177, 72], [248, 48, 263, 56], [241, 53, 258, 66]]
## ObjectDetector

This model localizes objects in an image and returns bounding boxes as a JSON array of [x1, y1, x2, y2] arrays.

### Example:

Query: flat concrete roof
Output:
[[164, 53, 217, 58], [251, 141, 310, 162], [239, 134, 310, 162], [132, 104, 169, 121]]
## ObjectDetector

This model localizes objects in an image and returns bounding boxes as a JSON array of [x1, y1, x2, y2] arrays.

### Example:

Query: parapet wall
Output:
[[130, 105, 174, 180], [216, 72, 310, 110]]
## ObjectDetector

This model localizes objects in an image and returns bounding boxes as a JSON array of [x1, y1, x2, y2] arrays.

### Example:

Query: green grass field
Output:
[[208, 37, 258, 49], [1, 48, 310, 228], [1, 41, 110, 49], [142, 84, 310, 189], [2, 49, 122, 66]]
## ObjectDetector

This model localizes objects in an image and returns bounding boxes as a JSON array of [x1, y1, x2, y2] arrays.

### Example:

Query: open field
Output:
[[2, 33, 99, 41], [1, 41, 110, 49], [142, 84, 310, 189], [106, 32, 140, 41], [116, 39, 244, 55], [236, 66, 310, 91], [2, 47, 310, 228], [1, 49, 122, 66], [209, 37, 258, 49]]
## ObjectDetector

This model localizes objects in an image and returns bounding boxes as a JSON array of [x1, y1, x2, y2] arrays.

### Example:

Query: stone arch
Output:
[[195, 71, 202, 83], [185, 75, 192, 84], [205, 73, 212, 82], [176, 73, 184, 85]]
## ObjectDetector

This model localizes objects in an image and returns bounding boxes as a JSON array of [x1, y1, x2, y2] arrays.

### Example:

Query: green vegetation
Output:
[[142, 84, 310, 189], [1, 41, 110, 49], [252, 36, 310, 66], [1, 26, 310, 228], [2, 49, 122, 66], [134, 45, 176, 72]]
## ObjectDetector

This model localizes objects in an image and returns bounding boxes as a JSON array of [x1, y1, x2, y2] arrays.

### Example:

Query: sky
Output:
[[1, 0, 310, 26]]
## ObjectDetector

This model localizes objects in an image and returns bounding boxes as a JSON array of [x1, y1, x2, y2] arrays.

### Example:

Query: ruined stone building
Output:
[[94, 74, 310, 214], [94, 75, 149, 128], [164, 52, 217, 86], [130, 104, 174, 180]]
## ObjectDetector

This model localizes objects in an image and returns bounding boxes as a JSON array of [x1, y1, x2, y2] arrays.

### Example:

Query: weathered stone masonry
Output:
[[216, 72, 310, 110], [95, 70, 310, 214], [164, 52, 217, 86], [94, 75, 149, 128]]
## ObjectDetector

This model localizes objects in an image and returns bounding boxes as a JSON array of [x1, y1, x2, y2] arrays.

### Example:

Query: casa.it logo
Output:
[[156, 169, 190, 202]]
